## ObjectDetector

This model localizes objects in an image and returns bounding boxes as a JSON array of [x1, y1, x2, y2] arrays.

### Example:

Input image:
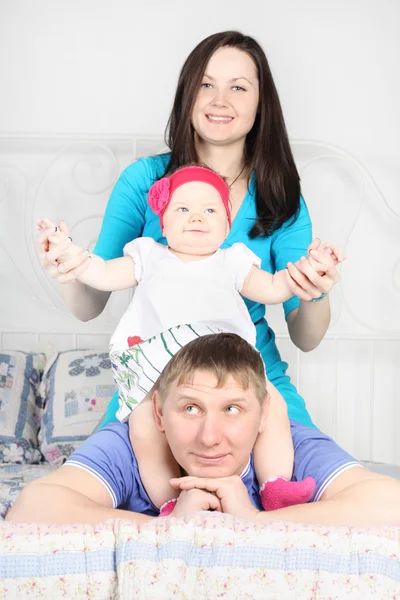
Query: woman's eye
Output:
[[201, 82, 212, 89], [233, 86, 245, 92]]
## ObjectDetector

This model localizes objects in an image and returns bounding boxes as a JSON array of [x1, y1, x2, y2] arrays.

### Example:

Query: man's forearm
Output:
[[256, 477, 400, 527], [60, 281, 111, 322], [287, 296, 330, 352], [6, 482, 154, 525]]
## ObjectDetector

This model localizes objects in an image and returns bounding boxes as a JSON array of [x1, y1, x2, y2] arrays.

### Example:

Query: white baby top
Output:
[[109, 238, 261, 352]]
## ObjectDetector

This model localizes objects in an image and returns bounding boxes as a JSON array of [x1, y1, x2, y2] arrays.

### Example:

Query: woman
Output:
[[38, 31, 339, 428]]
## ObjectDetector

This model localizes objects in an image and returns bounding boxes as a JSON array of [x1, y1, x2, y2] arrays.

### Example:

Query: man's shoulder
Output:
[[66, 422, 158, 514]]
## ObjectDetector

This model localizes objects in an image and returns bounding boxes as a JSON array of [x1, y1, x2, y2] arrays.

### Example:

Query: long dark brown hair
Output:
[[165, 31, 301, 238]]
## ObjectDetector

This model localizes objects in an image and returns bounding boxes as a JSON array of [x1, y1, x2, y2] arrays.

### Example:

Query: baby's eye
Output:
[[178, 207, 189, 212], [205, 208, 215, 214], [225, 405, 239, 414]]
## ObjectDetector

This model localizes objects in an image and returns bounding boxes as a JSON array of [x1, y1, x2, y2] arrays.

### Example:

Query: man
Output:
[[6, 334, 400, 526]]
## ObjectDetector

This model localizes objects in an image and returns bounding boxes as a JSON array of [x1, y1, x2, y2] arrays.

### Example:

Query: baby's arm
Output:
[[37, 218, 137, 291], [241, 241, 344, 304]]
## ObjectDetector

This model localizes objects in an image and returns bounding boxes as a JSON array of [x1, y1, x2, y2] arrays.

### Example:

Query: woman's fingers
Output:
[[58, 220, 71, 237], [46, 235, 72, 263], [286, 260, 326, 300], [37, 225, 57, 254], [56, 250, 90, 276], [56, 255, 91, 283]]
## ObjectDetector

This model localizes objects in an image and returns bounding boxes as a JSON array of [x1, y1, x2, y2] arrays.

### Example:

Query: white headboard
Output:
[[1, 135, 399, 464]]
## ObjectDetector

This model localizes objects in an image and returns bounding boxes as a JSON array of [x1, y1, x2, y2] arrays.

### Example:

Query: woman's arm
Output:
[[285, 245, 340, 351], [36, 157, 157, 320], [40, 220, 138, 292], [37, 219, 109, 321]]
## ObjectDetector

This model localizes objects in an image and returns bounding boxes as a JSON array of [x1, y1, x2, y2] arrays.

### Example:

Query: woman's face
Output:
[[191, 46, 259, 148]]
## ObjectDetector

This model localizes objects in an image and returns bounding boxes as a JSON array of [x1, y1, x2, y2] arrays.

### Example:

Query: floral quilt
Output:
[[0, 513, 399, 599]]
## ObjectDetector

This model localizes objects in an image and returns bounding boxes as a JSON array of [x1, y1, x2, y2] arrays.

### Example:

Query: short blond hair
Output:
[[157, 333, 267, 403]]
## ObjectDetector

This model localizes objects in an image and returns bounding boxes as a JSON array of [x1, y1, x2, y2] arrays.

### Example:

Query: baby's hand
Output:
[[307, 240, 345, 275], [316, 242, 345, 266]]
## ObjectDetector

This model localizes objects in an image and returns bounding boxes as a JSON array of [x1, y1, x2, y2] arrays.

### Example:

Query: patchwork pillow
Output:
[[38, 350, 115, 466], [0, 351, 47, 464]]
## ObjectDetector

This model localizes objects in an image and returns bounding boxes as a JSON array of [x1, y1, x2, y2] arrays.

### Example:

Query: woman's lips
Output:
[[205, 114, 233, 124]]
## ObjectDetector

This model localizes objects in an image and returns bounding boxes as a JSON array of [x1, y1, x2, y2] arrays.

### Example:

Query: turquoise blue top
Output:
[[94, 153, 314, 427]]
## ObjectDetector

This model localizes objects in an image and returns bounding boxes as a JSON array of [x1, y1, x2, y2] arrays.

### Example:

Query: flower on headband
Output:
[[148, 178, 170, 215]]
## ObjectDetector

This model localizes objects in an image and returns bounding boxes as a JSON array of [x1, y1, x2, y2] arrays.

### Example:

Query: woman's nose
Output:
[[211, 88, 228, 108]]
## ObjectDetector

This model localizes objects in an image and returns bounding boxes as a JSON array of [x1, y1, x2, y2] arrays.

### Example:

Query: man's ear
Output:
[[258, 392, 270, 434], [152, 389, 165, 432]]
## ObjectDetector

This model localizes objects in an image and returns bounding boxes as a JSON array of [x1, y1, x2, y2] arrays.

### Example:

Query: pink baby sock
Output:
[[159, 498, 178, 517], [260, 476, 316, 511]]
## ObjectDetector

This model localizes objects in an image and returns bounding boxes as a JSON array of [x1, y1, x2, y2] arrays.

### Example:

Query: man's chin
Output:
[[186, 463, 236, 479]]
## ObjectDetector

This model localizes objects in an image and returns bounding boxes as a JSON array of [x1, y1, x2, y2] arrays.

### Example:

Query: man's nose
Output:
[[198, 415, 222, 447]]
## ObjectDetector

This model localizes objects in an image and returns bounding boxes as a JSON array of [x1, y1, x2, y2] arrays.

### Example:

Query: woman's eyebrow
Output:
[[232, 77, 253, 86], [203, 73, 254, 86]]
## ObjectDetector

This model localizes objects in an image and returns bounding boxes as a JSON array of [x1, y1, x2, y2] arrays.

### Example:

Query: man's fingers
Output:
[[205, 493, 222, 512], [170, 476, 222, 494]]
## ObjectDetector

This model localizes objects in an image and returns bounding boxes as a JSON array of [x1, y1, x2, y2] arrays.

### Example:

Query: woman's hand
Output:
[[286, 238, 344, 301], [171, 475, 260, 520], [37, 218, 91, 284]]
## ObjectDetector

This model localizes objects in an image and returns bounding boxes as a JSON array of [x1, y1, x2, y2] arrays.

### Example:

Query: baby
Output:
[[39, 165, 342, 515]]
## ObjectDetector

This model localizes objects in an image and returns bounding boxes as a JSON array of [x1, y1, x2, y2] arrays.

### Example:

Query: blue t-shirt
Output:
[[66, 422, 358, 512], [94, 154, 314, 426], [66, 423, 261, 515]]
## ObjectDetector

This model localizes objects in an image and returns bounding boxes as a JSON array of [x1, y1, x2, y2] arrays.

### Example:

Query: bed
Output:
[[0, 136, 399, 598]]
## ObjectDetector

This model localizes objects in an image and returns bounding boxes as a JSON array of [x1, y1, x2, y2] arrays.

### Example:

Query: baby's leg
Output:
[[254, 382, 315, 511], [128, 392, 180, 510], [254, 383, 294, 483]]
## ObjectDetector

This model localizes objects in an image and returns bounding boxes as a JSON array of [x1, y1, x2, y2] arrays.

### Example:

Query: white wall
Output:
[[1, 0, 399, 187]]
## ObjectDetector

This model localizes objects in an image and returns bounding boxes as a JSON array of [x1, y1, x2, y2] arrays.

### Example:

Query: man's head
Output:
[[153, 333, 269, 478]]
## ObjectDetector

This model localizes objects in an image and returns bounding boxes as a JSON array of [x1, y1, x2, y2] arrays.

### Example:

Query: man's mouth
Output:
[[193, 454, 228, 464], [205, 114, 233, 123]]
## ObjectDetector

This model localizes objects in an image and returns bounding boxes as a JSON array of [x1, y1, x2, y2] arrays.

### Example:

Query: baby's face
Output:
[[162, 181, 230, 259]]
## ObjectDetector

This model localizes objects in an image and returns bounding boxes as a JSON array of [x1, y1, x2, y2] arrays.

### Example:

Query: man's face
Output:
[[153, 369, 268, 478]]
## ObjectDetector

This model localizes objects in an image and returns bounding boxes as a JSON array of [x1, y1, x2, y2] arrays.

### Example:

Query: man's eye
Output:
[[225, 406, 239, 414], [185, 405, 197, 414]]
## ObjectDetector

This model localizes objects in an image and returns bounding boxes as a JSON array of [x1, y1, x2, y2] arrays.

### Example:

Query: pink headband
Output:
[[148, 166, 232, 229]]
